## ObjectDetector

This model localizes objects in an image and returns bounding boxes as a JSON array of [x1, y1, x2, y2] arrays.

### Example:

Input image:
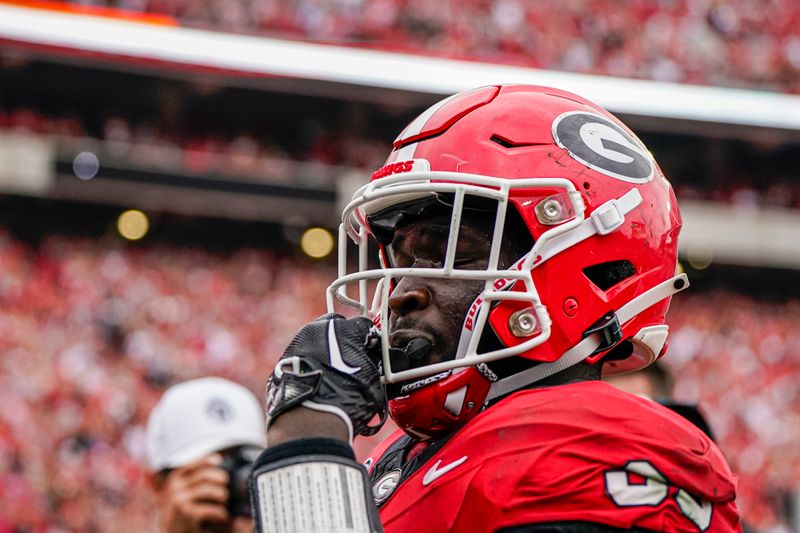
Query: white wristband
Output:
[[252, 454, 382, 533]]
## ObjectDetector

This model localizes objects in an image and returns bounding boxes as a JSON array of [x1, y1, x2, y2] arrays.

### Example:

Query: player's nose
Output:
[[388, 281, 432, 316]]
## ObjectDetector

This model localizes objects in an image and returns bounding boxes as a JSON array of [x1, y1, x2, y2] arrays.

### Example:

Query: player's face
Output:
[[386, 215, 494, 368]]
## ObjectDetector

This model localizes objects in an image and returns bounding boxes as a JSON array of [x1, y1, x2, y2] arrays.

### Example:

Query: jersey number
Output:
[[605, 460, 712, 531]]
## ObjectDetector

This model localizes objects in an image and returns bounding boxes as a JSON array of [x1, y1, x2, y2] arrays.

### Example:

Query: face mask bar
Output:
[[326, 172, 586, 384]]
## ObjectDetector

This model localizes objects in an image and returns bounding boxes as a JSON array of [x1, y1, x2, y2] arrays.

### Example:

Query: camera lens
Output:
[[221, 445, 262, 518]]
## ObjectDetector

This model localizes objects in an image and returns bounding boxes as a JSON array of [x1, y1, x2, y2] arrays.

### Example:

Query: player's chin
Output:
[[421, 346, 457, 367], [383, 343, 458, 399]]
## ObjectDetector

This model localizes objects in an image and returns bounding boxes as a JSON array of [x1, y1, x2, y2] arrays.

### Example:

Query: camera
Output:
[[220, 445, 262, 518]]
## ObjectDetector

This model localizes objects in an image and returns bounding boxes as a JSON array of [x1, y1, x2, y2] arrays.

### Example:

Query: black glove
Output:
[[266, 314, 387, 441]]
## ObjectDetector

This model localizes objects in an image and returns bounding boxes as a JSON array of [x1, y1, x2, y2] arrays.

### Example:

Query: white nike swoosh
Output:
[[328, 320, 361, 374], [422, 456, 468, 486]]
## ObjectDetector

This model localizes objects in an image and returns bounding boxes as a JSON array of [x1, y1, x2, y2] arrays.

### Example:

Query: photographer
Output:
[[146, 377, 265, 533]]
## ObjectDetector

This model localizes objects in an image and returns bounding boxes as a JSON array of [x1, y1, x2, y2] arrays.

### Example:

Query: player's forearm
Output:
[[266, 406, 350, 447]]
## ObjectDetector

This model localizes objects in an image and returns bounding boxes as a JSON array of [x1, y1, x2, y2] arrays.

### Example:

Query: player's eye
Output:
[[453, 256, 480, 267]]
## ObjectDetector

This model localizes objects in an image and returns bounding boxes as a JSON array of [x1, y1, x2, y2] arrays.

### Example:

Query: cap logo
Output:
[[552, 111, 654, 184], [206, 398, 234, 423]]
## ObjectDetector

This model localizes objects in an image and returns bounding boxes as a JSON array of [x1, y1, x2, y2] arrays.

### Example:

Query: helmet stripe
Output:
[[393, 91, 464, 161]]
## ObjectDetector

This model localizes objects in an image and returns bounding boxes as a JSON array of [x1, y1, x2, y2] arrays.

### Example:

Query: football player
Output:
[[250, 85, 742, 532]]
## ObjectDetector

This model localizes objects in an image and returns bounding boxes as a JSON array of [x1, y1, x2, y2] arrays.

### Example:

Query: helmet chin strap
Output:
[[485, 273, 689, 401]]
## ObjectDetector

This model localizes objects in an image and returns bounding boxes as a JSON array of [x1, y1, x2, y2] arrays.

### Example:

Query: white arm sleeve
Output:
[[250, 440, 383, 533]]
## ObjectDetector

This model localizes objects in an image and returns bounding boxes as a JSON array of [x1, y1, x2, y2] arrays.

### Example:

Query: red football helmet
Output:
[[327, 85, 686, 440]]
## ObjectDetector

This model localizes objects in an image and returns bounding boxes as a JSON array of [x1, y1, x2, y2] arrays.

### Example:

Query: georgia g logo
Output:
[[372, 469, 401, 505], [552, 111, 654, 184]]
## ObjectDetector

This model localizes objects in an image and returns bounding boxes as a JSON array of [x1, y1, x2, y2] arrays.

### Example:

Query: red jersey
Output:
[[366, 381, 741, 532]]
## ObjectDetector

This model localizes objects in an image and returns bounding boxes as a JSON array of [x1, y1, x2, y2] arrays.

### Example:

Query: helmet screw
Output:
[[509, 309, 538, 337], [466, 402, 475, 409], [563, 298, 579, 317], [543, 199, 561, 218], [536, 198, 563, 224]]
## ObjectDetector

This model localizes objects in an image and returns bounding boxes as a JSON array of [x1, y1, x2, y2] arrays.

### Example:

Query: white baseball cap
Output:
[[146, 377, 266, 471]]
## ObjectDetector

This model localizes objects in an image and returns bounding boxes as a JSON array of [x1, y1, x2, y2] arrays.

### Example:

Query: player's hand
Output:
[[158, 454, 230, 533], [266, 314, 386, 442]]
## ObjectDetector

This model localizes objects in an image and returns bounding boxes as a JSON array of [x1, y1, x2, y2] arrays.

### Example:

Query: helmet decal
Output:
[[552, 111, 654, 184]]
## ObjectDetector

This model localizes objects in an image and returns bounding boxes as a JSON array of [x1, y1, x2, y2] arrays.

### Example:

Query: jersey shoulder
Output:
[[444, 381, 740, 532], [461, 381, 735, 490], [372, 381, 740, 532], [464, 381, 719, 456]]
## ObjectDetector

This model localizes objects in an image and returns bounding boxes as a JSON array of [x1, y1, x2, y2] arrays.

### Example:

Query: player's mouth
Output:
[[388, 329, 435, 372], [389, 328, 434, 349]]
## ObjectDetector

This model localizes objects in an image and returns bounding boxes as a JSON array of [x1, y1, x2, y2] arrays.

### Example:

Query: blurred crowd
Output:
[[58, 0, 800, 93], [0, 229, 341, 531], [0, 227, 797, 531], [1, 2, 796, 531], [3, 103, 800, 210], [666, 292, 800, 532], [0, 103, 388, 184]]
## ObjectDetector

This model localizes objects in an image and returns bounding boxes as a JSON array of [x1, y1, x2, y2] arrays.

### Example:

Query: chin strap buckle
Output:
[[590, 198, 626, 235], [582, 312, 623, 355]]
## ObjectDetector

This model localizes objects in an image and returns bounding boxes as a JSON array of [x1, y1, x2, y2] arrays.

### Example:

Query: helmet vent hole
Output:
[[583, 260, 636, 291], [583, 182, 591, 190], [490, 134, 546, 149], [490, 134, 515, 148]]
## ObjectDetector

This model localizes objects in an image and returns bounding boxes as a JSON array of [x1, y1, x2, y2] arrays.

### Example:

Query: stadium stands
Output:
[[52, 0, 800, 94], [0, 103, 388, 179], [2, 102, 800, 209], [0, 229, 373, 530], [0, 228, 796, 530], [668, 292, 800, 531], [1, 1, 799, 530]]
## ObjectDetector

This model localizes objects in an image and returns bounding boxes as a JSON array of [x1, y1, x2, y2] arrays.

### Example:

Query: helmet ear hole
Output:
[[583, 260, 636, 291], [590, 339, 634, 365]]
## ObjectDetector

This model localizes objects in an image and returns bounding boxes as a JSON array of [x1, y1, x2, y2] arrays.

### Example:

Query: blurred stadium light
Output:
[[72, 151, 99, 180], [116, 209, 149, 240], [684, 240, 715, 271], [300, 227, 335, 259]]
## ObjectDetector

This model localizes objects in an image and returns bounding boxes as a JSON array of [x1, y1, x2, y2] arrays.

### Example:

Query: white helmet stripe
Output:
[[394, 91, 464, 161]]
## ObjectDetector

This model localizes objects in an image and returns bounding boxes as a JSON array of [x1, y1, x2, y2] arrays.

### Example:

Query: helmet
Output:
[[328, 85, 686, 440]]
